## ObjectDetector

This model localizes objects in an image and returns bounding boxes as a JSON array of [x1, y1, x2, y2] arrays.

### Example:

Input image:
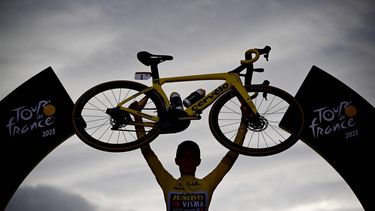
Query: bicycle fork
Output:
[[234, 81, 270, 131]]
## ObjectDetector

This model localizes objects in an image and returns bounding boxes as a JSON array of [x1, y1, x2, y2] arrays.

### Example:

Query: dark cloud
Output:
[[6, 185, 98, 211]]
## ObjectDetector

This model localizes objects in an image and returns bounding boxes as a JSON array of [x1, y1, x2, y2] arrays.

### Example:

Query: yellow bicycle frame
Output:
[[117, 71, 258, 123]]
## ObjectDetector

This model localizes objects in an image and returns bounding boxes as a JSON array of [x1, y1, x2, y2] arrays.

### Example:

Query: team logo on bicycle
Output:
[[309, 100, 359, 139], [6, 99, 57, 138]]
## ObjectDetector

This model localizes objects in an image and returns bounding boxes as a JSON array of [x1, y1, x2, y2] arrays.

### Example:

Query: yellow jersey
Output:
[[143, 149, 238, 211]]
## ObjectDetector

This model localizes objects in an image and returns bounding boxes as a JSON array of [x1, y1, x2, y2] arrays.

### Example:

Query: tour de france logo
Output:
[[6, 99, 57, 139], [309, 100, 359, 140]]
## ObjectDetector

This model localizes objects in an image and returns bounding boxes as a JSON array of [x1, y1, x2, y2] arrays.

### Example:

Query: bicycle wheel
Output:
[[72, 80, 166, 152], [209, 85, 304, 156]]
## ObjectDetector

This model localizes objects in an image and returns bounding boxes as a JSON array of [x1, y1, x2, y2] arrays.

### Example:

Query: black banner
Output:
[[0, 67, 75, 210], [281, 66, 374, 210]]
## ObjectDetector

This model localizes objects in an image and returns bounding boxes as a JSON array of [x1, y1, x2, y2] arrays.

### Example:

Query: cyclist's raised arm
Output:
[[212, 119, 247, 169], [221, 120, 247, 165], [130, 97, 159, 157], [129, 99, 174, 189], [203, 108, 248, 190], [129, 98, 148, 144]]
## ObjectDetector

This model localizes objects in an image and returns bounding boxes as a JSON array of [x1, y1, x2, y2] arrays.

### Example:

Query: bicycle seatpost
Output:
[[137, 51, 173, 81]]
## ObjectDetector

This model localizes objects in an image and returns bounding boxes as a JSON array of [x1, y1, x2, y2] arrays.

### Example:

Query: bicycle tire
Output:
[[72, 80, 166, 152], [209, 85, 304, 156]]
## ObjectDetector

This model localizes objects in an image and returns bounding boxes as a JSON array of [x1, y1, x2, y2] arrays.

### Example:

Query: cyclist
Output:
[[130, 97, 247, 211]]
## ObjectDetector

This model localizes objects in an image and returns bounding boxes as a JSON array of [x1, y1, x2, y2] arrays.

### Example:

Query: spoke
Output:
[[107, 130, 115, 143], [88, 118, 110, 135], [223, 128, 237, 135], [219, 120, 241, 128], [229, 131, 237, 141], [223, 104, 242, 117], [126, 126, 137, 140], [268, 123, 286, 140], [262, 129, 279, 145], [98, 124, 112, 140], [219, 111, 240, 114], [260, 131, 268, 148], [86, 121, 109, 131], [84, 117, 109, 124], [121, 130, 128, 143], [263, 105, 288, 116], [264, 95, 276, 114], [104, 91, 114, 107], [246, 130, 255, 148], [83, 107, 104, 112], [228, 99, 241, 108], [117, 88, 122, 103], [256, 95, 264, 110], [117, 130, 121, 144], [267, 119, 281, 125], [87, 101, 107, 114], [264, 96, 285, 115]]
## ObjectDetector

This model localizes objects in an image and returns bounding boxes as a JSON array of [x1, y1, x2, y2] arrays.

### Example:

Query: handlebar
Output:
[[240, 46, 271, 65], [238, 46, 271, 85]]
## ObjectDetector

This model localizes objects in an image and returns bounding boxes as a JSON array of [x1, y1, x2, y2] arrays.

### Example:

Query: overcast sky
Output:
[[1, 0, 374, 211]]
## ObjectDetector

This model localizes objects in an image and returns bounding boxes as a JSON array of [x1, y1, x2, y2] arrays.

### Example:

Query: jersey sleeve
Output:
[[142, 147, 175, 190]]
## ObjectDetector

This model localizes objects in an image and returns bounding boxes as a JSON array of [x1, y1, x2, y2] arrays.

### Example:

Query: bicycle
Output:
[[72, 46, 304, 156]]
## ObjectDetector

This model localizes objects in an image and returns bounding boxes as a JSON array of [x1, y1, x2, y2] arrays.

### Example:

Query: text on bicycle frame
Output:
[[191, 83, 230, 111]]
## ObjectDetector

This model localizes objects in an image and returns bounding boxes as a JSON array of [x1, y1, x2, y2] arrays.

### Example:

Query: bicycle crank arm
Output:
[[178, 116, 201, 120]]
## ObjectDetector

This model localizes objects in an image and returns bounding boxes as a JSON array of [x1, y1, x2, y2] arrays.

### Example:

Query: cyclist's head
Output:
[[176, 140, 200, 160], [175, 140, 201, 176]]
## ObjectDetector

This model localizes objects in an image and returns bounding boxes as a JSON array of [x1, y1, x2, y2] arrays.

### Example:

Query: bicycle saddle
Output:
[[137, 51, 173, 66]]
